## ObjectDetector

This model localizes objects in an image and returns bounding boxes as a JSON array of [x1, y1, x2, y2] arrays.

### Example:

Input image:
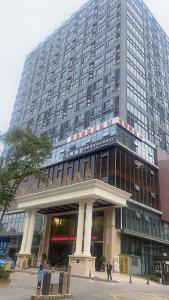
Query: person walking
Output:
[[37, 264, 44, 295], [107, 260, 112, 280]]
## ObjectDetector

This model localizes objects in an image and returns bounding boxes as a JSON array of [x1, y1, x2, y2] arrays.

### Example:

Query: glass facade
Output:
[[0, 212, 26, 235], [18, 144, 158, 209], [116, 203, 169, 242], [121, 235, 169, 274], [42, 119, 155, 167], [126, 0, 169, 152], [0, 212, 43, 256], [10, 0, 121, 148]]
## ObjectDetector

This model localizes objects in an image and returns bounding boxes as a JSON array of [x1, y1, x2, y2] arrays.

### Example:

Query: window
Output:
[[107, 38, 115, 47], [95, 56, 104, 66], [103, 100, 114, 111], [96, 45, 104, 55], [104, 73, 113, 83], [93, 93, 100, 102], [71, 81, 78, 90], [127, 31, 145, 62], [106, 49, 115, 60], [96, 35, 105, 44], [80, 76, 88, 86], [95, 66, 104, 76], [127, 1, 143, 25], [94, 79, 103, 90], [98, 25, 106, 34], [106, 60, 115, 70], [127, 102, 148, 138], [104, 86, 111, 97], [107, 27, 116, 38], [127, 62, 145, 85]]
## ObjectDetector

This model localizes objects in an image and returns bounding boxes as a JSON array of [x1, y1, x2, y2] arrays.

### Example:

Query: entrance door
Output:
[[49, 241, 74, 267], [91, 242, 103, 271]]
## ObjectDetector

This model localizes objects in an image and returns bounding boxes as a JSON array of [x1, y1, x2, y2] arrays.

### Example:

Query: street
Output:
[[0, 272, 169, 300]]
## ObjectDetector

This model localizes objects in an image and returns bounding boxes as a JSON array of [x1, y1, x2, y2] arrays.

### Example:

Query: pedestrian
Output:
[[37, 264, 44, 295], [107, 260, 112, 280]]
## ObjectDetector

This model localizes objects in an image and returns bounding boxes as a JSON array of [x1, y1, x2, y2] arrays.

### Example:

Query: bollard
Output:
[[58, 271, 67, 295], [89, 270, 92, 278], [66, 266, 71, 294], [129, 275, 133, 283], [42, 272, 51, 295], [58, 272, 64, 294]]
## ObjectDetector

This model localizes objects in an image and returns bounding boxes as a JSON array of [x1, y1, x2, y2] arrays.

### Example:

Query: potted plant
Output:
[[0, 265, 11, 287], [41, 253, 47, 267], [99, 256, 106, 272]]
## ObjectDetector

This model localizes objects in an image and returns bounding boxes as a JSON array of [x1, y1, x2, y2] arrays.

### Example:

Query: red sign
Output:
[[66, 117, 155, 149], [67, 118, 118, 143], [118, 118, 144, 141], [51, 236, 98, 242]]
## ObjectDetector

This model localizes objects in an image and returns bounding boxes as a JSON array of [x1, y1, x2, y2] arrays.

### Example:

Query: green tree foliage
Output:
[[0, 127, 52, 228]]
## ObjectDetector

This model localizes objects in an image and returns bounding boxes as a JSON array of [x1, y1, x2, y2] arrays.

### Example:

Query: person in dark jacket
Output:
[[107, 260, 112, 280]]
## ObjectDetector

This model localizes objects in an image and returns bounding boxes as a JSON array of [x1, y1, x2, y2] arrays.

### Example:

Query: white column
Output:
[[19, 211, 31, 253], [74, 202, 85, 255], [83, 201, 93, 256], [25, 210, 36, 254]]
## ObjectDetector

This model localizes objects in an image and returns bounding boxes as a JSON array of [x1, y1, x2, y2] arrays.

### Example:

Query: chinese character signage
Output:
[[120, 255, 129, 274]]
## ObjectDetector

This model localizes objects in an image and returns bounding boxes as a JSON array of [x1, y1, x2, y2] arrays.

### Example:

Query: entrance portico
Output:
[[16, 179, 130, 275]]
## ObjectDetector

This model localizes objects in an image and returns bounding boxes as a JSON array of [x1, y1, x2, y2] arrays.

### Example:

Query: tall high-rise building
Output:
[[2, 0, 169, 275], [11, 0, 169, 153]]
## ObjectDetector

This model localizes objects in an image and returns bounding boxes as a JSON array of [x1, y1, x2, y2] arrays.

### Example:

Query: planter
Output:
[[100, 262, 106, 272], [0, 278, 11, 287]]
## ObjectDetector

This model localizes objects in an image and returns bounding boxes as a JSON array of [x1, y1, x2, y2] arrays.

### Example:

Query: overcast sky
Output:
[[0, 0, 169, 133]]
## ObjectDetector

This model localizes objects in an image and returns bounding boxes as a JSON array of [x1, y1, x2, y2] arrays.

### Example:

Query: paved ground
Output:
[[1, 272, 169, 300]]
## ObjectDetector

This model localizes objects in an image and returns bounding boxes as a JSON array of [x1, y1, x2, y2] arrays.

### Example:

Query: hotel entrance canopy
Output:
[[16, 179, 131, 212], [16, 179, 131, 274]]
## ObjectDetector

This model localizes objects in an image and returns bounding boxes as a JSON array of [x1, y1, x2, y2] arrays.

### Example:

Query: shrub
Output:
[[147, 274, 160, 283]]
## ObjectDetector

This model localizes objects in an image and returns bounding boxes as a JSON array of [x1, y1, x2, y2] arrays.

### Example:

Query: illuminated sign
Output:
[[118, 118, 144, 141], [66, 117, 155, 148], [51, 236, 98, 242], [67, 118, 118, 143]]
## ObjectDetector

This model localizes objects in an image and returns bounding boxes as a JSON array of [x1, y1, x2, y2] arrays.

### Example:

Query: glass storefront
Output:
[[116, 203, 169, 242], [0, 212, 26, 235], [121, 235, 169, 274], [0, 212, 43, 258]]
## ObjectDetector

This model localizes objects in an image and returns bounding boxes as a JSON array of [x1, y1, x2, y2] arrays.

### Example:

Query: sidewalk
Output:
[[93, 271, 157, 284], [14, 267, 159, 286]]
